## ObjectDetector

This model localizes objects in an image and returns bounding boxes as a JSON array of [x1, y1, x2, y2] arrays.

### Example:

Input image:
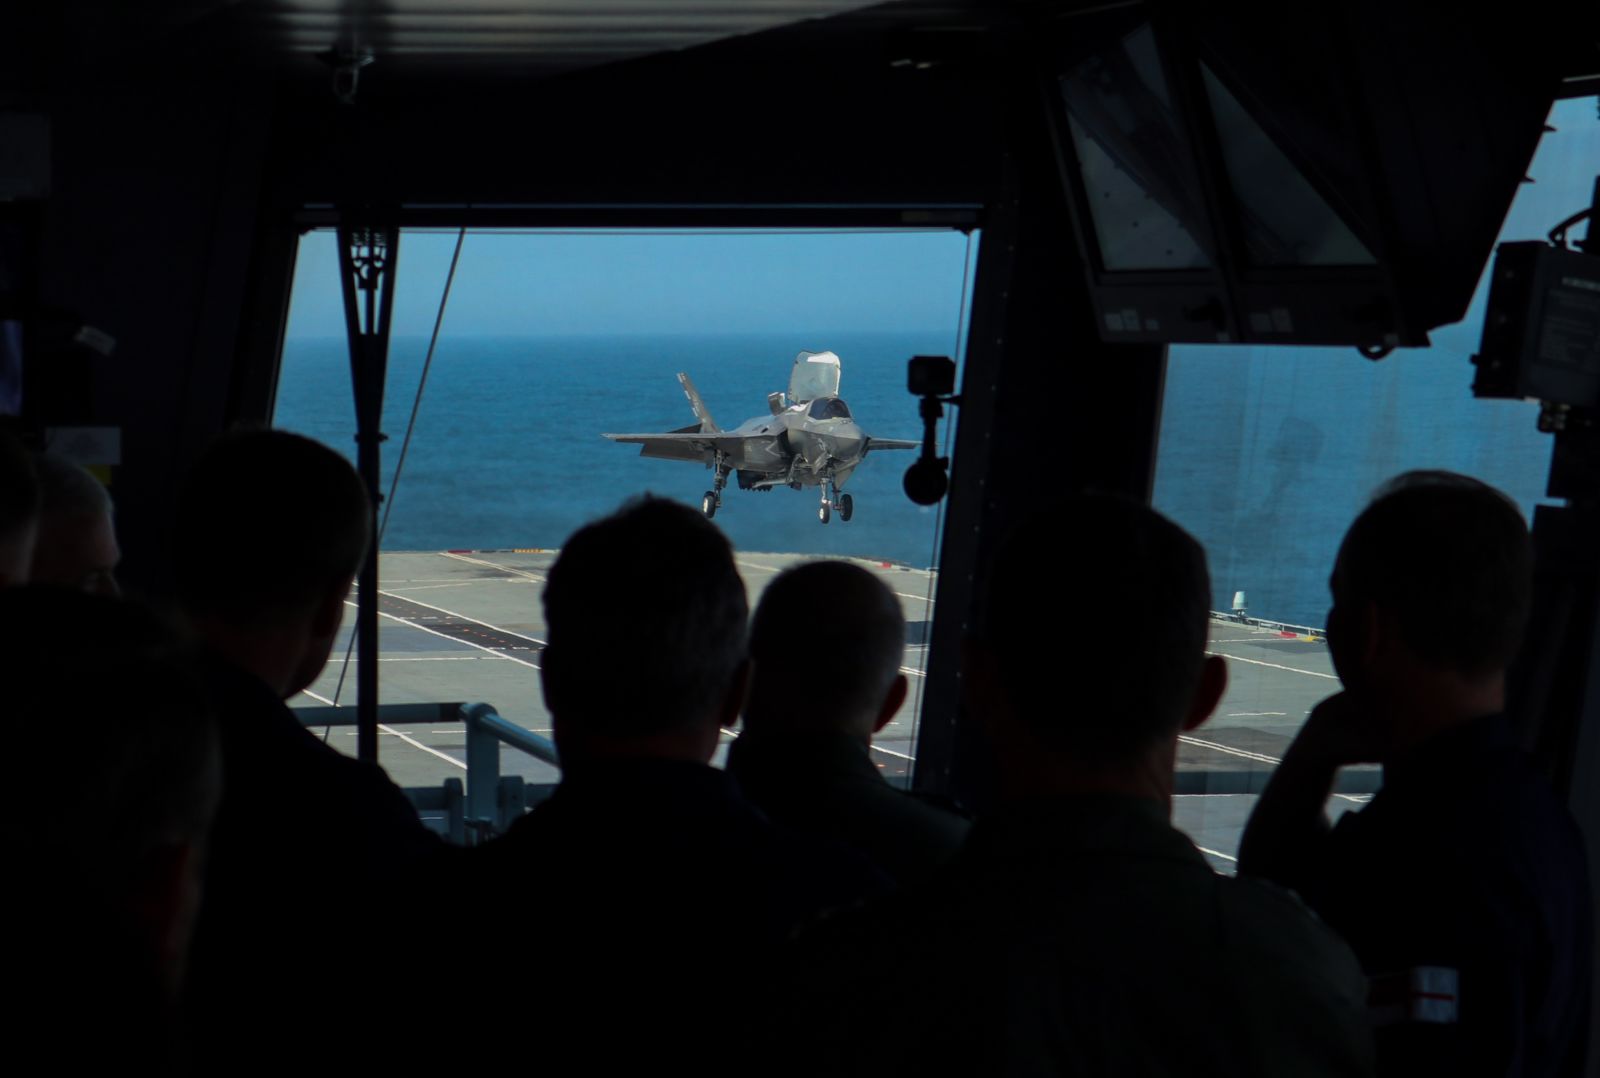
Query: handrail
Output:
[[461, 702, 559, 765], [297, 701, 558, 837], [1209, 611, 1326, 640]]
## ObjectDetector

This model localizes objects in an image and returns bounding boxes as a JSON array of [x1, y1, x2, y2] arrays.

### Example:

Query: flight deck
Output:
[[293, 550, 1369, 871]]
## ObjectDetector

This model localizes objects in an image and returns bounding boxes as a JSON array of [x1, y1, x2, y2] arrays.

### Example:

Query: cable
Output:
[[379, 227, 468, 542], [329, 226, 468, 711], [907, 229, 977, 780]]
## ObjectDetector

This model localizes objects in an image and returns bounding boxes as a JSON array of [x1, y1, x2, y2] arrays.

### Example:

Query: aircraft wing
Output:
[[863, 437, 921, 453], [602, 431, 753, 463]]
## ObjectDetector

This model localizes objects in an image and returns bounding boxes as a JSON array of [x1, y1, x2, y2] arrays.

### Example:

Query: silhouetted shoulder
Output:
[[785, 800, 1373, 1077]]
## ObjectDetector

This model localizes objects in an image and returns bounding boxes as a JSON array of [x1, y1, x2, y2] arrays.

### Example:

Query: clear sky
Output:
[[285, 228, 979, 339]]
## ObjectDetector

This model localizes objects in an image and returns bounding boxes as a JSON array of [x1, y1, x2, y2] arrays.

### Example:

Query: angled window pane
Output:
[[1060, 23, 1212, 271], [1201, 64, 1375, 267]]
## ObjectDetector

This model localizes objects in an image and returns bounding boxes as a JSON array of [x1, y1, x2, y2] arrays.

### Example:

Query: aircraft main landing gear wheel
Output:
[[819, 502, 831, 524], [838, 493, 853, 522], [702, 491, 717, 518]]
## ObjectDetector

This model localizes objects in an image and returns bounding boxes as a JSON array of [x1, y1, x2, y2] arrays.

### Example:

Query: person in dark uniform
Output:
[[728, 560, 969, 884], [1240, 470, 1592, 1077], [473, 498, 886, 1074], [786, 495, 1374, 1078], [172, 429, 443, 1076]]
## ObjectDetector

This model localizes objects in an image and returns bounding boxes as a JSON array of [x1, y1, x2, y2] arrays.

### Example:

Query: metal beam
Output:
[[336, 217, 399, 766]]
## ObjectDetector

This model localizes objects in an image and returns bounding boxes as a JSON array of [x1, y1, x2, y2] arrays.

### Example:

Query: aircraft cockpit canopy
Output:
[[807, 398, 853, 421]]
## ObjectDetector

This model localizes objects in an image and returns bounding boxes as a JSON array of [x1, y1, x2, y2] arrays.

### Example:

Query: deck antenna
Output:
[[906, 227, 976, 776], [329, 225, 468, 714]]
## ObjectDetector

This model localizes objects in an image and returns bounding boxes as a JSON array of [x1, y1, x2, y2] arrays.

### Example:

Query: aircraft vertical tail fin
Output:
[[677, 372, 720, 432]]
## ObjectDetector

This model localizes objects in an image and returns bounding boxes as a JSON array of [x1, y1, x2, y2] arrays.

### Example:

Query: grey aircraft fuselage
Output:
[[602, 372, 917, 522]]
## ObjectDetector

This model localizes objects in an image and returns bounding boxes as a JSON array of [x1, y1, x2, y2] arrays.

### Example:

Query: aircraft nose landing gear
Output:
[[702, 457, 729, 519]]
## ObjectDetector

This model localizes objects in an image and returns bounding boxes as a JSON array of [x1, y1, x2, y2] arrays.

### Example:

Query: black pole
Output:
[[336, 220, 398, 766]]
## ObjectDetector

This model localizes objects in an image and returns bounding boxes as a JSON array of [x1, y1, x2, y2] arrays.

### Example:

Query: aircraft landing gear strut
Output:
[[818, 478, 852, 524], [703, 458, 729, 519]]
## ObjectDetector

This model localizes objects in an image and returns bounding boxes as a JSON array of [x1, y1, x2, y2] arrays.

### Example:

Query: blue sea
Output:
[[275, 331, 957, 569], [1154, 341, 1552, 629], [277, 329, 1555, 631]]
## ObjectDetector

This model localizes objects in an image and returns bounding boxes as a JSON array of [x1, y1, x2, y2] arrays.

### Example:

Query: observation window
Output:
[[273, 226, 978, 808], [1151, 97, 1599, 871]]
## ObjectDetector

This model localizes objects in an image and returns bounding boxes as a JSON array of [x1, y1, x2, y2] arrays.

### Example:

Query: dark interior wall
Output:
[[913, 70, 1166, 804], [22, 67, 275, 595], [269, 32, 1003, 208]]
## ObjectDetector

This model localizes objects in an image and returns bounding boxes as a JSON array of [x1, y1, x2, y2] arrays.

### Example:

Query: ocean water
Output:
[[1154, 342, 1552, 629], [274, 330, 956, 568], [276, 329, 1556, 630]]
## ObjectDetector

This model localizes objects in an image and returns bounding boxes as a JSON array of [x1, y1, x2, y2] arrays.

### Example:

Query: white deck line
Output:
[[438, 550, 547, 582], [379, 724, 467, 770], [1179, 734, 1282, 766], [344, 599, 542, 670], [869, 743, 916, 762], [1207, 651, 1338, 680], [372, 588, 548, 646]]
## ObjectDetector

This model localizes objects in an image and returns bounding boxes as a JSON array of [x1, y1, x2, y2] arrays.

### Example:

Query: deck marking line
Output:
[[378, 724, 467, 770], [1180, 736, 1374, 804], [1179, 734, 1282, 765], [381, 583, 476, 593], [378, 656, 487, 662], [438, 550, 546, 582], [869, 743, 917, 762], [372, 589, 547, 645], [899, 666, 927, 678], [1197, 846, 1239, 863], [344, 599, 542, 670], [1207, 651, 1338, 680], [302, 689, 336, 706]]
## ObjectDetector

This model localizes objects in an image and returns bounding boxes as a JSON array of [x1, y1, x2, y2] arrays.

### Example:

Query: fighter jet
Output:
[[603, 350, 920, 523]]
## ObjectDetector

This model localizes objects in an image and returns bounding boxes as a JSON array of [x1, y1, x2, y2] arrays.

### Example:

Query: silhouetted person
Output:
[[475, 497, 886, 1072], [30, 451, 120, 594], [788, 495, 1373, 1077], [729, 560, 968, 883], [0, 426, 39, 585], [172, 429, 440, 1076], [0, 589, 219, 1074], [1239, 472, 1592, 1077]]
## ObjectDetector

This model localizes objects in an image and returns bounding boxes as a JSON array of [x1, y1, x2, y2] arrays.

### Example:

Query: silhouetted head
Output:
[[744, 560, 908, 740], [541, 496, 748, 765], [1330, 471, 1531, 688], [0, 588, 220, 995], [972, 494, 1224, 784], [174, 429, 370, 695], [0, 426, 39, 586], [31, 452, 120, 595]]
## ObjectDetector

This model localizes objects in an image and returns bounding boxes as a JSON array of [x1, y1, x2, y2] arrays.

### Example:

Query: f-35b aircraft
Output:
[[603, 351, 919, 523]]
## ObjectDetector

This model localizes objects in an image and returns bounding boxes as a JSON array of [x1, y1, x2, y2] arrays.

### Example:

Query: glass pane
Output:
[[1201, 64, 1375, 267], [1060, 23, 1212, 271], [1153, 96, 1600, 871], [274, 228, 978, 809]]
